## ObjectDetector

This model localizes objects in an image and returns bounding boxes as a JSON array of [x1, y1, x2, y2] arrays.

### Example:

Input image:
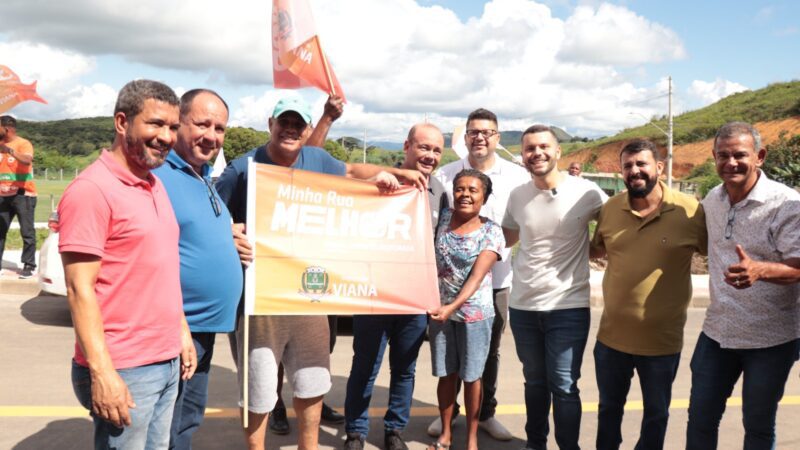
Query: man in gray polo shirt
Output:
[[686, 121, 800, 449]]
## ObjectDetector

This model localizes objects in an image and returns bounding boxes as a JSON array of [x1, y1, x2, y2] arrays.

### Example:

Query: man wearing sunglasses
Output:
[[431, 108, 530, 441], [152, 89, 243, 449], [687, 121, 800, 449]]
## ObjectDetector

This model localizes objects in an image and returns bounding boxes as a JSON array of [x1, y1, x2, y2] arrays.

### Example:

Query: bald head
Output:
[[402, 123, 444, 176]]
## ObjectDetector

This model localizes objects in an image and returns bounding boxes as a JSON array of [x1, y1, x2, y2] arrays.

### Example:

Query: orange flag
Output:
[[271, 0, 346, 101], [0, 65, 47, 114]]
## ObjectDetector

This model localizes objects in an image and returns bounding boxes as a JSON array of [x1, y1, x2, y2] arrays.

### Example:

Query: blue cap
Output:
[[272, 97, 312, 124]]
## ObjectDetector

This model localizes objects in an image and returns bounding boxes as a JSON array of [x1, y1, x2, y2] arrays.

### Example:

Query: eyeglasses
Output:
[[724, 207, 736, 239], [203, 177, 222, 217], [466, 129, 498, 139]]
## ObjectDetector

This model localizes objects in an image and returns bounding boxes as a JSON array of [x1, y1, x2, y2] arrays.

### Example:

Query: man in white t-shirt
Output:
[[431, 108, 530, 441], [502, 125, 607, 450]]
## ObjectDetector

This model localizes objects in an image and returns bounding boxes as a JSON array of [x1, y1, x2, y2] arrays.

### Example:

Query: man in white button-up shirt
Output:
[[430, 108, 530, 441], [686, 121, 800, 450]]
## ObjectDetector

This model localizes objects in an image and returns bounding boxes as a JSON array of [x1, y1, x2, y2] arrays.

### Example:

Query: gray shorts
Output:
[[429, 317, 494, 382], [236, 315, 332, 413]]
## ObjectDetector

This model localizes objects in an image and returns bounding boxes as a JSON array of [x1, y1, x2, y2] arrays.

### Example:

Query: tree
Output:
[[224, 127, 269, 160], [686, 159, 722, 198], [763, 131, 800, 187], [324, 140, 348, 161]]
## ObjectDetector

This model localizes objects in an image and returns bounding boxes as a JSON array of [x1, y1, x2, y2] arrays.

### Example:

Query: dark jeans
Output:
[[594, 341, 680, 450], [170, 332, 216, 450], [452, 287, 508, 420], [329, 315, 338, 353], [0, 193, 37, 268], [481, 287, 508, 420], [510, 307, 590, 450], [345, 314, 427, 436], [686, 332, 799, 450]]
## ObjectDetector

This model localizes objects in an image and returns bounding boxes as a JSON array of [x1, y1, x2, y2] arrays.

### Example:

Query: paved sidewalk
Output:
[[2, 292, 800, 450]]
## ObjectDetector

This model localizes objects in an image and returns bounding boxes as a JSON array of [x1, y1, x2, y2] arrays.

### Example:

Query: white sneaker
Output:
[[426, 412, 460, 437], [479, 417, 513, 441], [427, 417, 443, 437]]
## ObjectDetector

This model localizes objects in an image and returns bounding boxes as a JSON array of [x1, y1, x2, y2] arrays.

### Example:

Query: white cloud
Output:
[[0, 41, 94, 86], [688, 78, 749, 106], [559, 3, 686, 65], [0, 40, 117, 119], [1, 0, 691, 138], [63, 83, 117, 118]]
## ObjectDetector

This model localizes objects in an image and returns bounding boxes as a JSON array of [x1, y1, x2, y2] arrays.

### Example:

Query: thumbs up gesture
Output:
[[724, 244, 759, 289]]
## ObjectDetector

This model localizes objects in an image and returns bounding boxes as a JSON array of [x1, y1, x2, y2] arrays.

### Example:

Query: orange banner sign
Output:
[[244, 161, 440, 315], [0, 65, 47, 114], [271, 0, 346, 101]]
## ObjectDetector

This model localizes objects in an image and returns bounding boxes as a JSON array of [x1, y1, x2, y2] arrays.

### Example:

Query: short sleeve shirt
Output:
[[435, 208, 505, 322], [58, 150, 183, 369], [502, 175, 607, 311], [0, 135, 36, 196], [702, 171, 800, 349], [153, 151, 243, 333], [435, 155, 530, 289], [593, 182, 707, 355]]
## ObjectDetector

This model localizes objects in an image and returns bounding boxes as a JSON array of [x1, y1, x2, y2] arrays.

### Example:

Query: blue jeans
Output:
[[509, 307, 590, 450], [594, 341, 680, 450], [344, 314, 427, 436], [450, 287, 509, 419], [72, 358, 180, 450], [170, 332, 215, 449], [686, 332, 799, 450]]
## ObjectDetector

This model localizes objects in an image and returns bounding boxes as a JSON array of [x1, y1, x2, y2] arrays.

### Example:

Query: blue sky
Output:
[[2, 0, 798, 142]]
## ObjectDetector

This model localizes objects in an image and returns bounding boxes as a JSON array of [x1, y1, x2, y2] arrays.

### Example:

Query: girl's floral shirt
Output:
[[435, 208, 505, 322]]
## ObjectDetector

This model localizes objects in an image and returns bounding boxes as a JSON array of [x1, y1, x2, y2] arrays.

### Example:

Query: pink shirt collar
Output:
[[98, 149, 156, 188]]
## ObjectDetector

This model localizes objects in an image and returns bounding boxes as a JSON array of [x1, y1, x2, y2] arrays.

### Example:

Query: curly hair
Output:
[[453, 168, 493, 205]]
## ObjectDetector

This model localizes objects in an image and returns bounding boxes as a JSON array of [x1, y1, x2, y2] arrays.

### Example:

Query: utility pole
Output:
[[363, 129, 367, 164], [667, 76, 673, 188]]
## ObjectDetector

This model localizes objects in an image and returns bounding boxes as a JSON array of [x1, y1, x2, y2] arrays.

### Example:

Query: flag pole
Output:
[[243, 314, 249, 428], [316, 36, 336, 97]]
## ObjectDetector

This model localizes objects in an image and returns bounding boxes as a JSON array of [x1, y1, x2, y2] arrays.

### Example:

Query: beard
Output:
[[526, 158, 557, 177], [126, 134, 167, 170], [626, 173, 658, 198]]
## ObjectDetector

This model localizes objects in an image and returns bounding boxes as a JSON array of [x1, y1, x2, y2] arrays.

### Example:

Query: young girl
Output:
[[428, 169, 505, 450]]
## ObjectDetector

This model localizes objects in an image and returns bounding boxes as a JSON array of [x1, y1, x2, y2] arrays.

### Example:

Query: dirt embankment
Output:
[[560, 116, 800, 178]]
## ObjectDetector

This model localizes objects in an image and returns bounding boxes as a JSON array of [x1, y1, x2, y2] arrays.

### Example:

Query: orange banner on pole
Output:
[[0, 65, 47, 114], [244, 162, 440, 315], [271, 0, 346, 101]]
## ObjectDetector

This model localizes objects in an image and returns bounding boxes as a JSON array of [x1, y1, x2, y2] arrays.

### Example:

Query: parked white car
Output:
[[37, 212, 66, 296]]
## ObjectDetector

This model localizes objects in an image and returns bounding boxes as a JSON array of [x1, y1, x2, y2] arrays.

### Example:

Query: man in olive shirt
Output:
[[591, 139, 706, 450]]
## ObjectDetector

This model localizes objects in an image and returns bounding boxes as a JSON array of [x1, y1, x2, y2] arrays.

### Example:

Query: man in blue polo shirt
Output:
[[153, 88, 243, 449]]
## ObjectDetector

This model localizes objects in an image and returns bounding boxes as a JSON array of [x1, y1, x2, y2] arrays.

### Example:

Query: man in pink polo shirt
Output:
[[58, 79, 196, 449]]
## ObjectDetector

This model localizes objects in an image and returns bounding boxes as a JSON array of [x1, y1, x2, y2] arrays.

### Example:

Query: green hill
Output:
[[567, 80, 800, 155]]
